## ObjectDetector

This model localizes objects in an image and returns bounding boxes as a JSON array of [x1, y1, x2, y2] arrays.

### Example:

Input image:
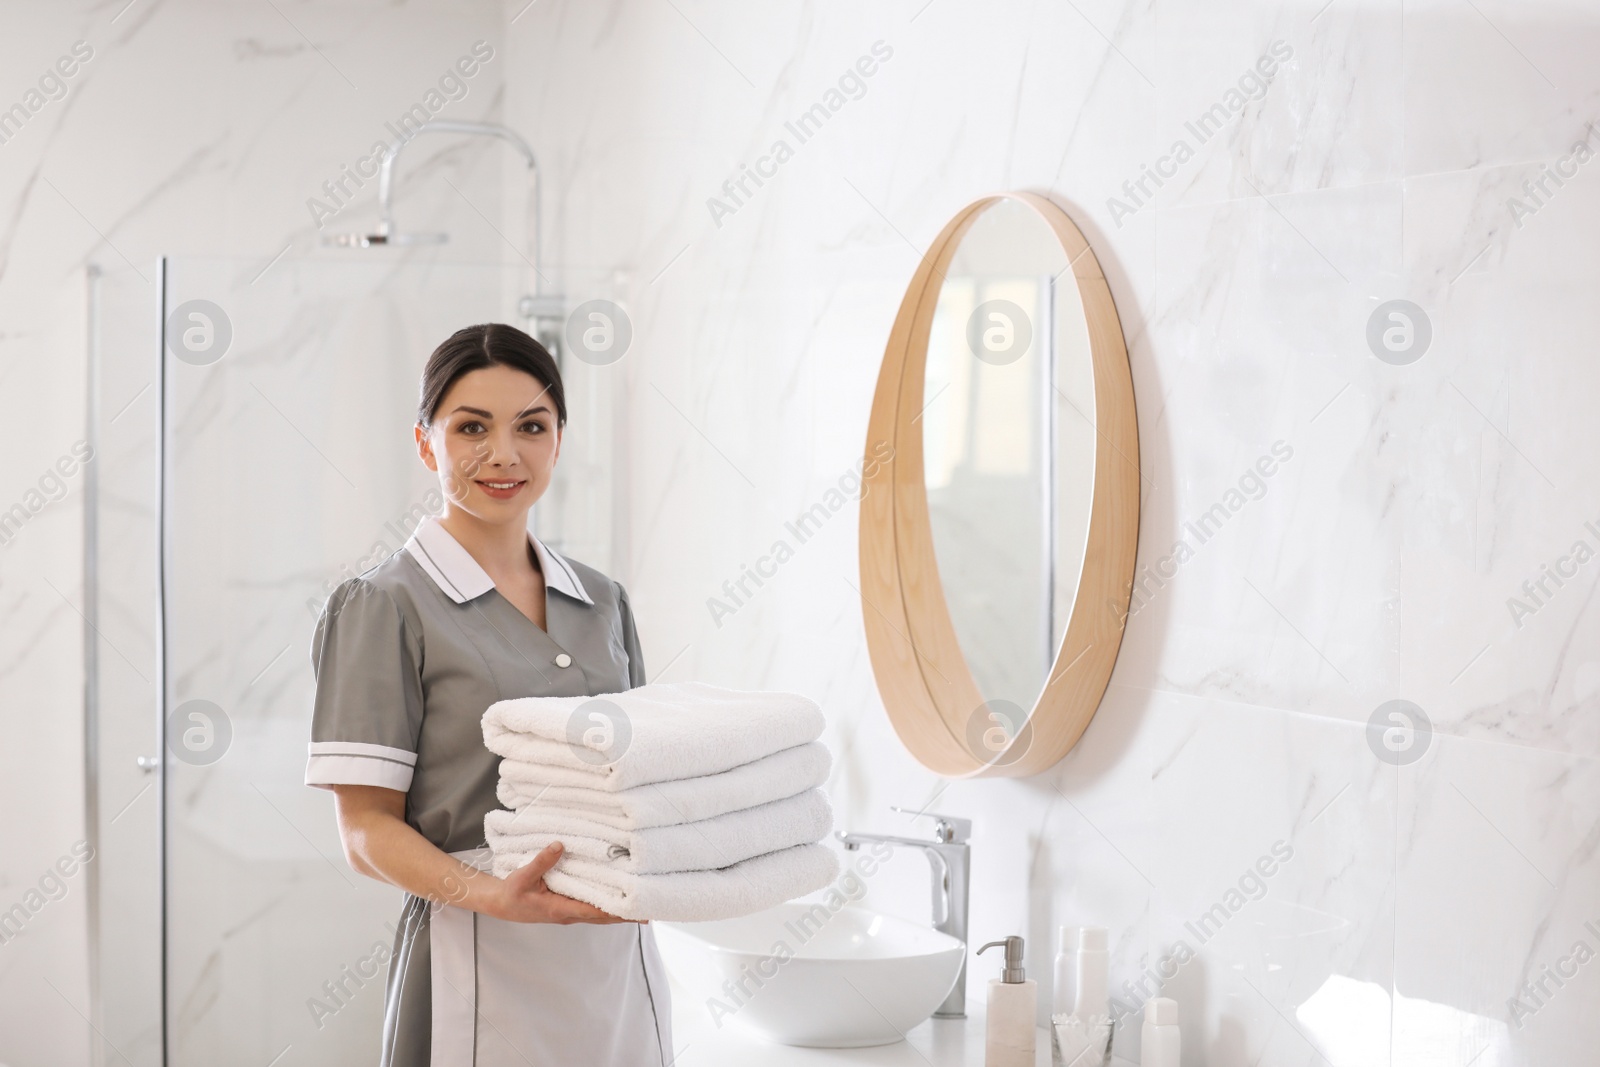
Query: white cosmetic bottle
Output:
[[1074, 926, 1109, 1022], [1053, 925, 1080, 1017], [1141, 997, 1180, 1067], [977, 936, 1037, 1067], [1052, 926, 1112, 1065]]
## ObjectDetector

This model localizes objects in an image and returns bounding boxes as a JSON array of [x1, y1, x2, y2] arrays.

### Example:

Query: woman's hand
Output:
[[490, 842, 641, 925], [330, 785, 639, 925]]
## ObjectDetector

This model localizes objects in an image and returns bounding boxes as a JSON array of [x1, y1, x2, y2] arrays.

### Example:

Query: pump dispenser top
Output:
[[978, 936, 1027, 983]]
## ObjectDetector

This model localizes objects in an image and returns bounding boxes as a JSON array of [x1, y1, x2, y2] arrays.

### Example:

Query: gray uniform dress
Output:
[[305, 515, 672, 1067]]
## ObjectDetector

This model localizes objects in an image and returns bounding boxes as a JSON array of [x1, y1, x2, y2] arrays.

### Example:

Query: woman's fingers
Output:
[[509, 841, 565, 884], [500, 845, 644, 924], [544, 892, 638, 924]]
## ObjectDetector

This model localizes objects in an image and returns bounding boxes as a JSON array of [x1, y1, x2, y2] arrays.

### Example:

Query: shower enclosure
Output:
[[85, 250, 622, 1065]]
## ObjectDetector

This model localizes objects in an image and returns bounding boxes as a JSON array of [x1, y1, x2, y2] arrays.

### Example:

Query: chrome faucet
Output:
[[837, 806, 972, 1018]]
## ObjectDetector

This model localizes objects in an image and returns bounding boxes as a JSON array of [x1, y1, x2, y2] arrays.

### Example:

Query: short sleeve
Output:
[[616, 581, 646, 689], [304, 578, 424, 791]]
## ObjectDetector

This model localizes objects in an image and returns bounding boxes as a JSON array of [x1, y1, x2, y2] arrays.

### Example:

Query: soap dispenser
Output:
[[977, 936, 1037, 1067]]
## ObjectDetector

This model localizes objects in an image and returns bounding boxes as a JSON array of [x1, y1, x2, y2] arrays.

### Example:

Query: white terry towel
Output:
[[484, 788, 833, 875], [495, 741, 832, 829], [482, 682, 825, 791], [495, 841, 842, 922]]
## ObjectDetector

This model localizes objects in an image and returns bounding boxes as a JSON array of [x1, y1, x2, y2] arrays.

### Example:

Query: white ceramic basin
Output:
[[654, 902, 965, 1048]]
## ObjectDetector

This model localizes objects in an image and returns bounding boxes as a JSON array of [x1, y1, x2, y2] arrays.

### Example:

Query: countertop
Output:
[[668, 989, 1137, 1067]]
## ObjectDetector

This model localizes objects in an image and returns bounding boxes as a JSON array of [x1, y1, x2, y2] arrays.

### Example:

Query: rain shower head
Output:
[[322, 119, 564, 358], [322, 120, 538, 251], [325, 230, 446, 248]]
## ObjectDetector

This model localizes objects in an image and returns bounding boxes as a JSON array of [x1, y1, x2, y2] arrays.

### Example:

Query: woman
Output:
[[304, 323, 671, 1066]]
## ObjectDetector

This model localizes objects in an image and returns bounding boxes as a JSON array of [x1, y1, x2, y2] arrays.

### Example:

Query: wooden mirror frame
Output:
[[859, 191, 1139, 778]]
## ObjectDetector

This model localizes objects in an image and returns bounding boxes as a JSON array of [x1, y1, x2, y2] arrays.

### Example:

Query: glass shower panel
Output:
[[88, 261, 162, 1067], [159, 255, 519, 1065]]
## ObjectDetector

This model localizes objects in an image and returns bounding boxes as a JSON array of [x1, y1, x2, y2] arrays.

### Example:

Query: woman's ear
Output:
[[415, 423, 438, 472]]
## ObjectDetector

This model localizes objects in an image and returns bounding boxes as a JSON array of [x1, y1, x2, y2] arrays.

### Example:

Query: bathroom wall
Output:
[[4, 2, 1597, 1065], [508, 2, 1600, 1064], [0, 3, 508, 1064]]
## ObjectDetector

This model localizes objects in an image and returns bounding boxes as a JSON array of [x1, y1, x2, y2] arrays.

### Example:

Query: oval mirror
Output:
[[860, 192, 1139, 777]]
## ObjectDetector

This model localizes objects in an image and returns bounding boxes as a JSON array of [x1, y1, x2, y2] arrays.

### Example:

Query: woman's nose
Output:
[[481, 428, 522, 465]]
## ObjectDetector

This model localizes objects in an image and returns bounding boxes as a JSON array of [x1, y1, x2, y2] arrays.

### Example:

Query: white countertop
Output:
[[669, 986, 1137, 1067]]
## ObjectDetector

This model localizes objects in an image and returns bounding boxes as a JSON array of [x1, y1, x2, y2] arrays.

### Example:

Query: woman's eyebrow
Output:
[[448, 403, 551, 419]]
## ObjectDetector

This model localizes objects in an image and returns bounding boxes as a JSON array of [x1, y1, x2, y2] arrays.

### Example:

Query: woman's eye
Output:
[[458, 420, 485, 434], [519, 420, 545, 434]]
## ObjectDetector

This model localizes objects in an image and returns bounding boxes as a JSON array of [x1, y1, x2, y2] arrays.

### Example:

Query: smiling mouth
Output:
[[475, 478, 527, 498]]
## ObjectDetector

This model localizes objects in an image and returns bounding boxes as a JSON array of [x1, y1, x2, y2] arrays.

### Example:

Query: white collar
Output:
[[404, 515, 593, 606]]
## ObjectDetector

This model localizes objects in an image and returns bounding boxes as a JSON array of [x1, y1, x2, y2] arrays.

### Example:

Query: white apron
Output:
[[430, 848, 673, 1067]]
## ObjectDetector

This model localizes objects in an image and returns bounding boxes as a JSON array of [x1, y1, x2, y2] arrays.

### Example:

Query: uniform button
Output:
[[554, 653, 572, 668]]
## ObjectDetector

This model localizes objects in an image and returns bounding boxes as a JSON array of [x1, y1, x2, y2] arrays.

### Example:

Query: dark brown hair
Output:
[[417, 323, 566, 429]]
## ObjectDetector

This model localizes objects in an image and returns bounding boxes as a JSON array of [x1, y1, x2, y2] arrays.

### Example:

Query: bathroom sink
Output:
[[655, 902, 966, 1048]]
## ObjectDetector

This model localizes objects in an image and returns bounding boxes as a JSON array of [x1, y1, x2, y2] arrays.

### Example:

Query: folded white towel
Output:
[[495, 841, 842, 922], [485, 788, 834, 875], [494, 741, 832, 829], [481, 682, 825, 791]]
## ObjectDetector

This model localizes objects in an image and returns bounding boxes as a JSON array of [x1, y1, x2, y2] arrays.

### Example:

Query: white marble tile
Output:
[[1402, 0, 1600, 177], [1393, 164, 1600, 757], [1151, 1, 1405, 208], [1393, 732, 1600, 1066]]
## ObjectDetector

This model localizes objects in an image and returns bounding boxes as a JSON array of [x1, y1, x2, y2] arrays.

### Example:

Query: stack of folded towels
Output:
[[481, 681, 839, 922]]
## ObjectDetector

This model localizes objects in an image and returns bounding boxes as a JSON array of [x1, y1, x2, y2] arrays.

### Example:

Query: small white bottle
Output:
[[1074, 926, 1111, 1062], [977, 936, 1037, 1067], [1053, 925, 1080, 1017], [1141, 997, 1180, 1067], [1074, 926, 1109, 1019]]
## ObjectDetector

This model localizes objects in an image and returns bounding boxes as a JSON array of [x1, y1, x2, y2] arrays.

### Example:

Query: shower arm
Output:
[[376, 120, 543, 291]]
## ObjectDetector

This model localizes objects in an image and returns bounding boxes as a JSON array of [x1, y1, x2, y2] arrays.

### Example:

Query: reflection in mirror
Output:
[[921, 199, 1096, 716]]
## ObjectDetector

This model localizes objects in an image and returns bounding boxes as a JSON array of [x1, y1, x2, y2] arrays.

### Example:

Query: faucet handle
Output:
[[890, 806, 971, 844]]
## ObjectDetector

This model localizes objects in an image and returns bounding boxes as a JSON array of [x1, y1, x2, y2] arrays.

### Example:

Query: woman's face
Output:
[[415, 363, 561, 525]]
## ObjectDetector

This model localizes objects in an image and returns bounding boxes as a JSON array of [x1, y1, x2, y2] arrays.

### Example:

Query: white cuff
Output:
[[305, 741, 416, 791]]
